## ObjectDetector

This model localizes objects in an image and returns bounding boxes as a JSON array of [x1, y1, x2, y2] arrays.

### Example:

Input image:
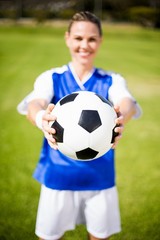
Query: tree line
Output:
[[0, 0, 159, 28]]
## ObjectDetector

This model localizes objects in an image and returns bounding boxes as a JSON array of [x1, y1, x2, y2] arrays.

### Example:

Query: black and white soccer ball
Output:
[[50, 91, 117, 161]]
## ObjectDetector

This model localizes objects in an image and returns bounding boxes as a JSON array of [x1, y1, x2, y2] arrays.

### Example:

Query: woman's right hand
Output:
[[42, 104, 58, 150]]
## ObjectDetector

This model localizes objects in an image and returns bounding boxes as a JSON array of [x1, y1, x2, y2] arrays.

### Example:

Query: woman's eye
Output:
[[75, 37, 82, 41], [74, 37, 97, 42], [89, 38, 96, 42]]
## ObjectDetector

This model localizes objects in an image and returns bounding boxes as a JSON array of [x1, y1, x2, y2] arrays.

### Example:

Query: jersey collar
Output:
[[68, 62, 95, 88]]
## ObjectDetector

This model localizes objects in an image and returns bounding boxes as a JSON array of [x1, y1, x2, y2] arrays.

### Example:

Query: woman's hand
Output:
[[112, 105, 124, 149], [42, 104, 58, 150], [41, 104, 124, 150]]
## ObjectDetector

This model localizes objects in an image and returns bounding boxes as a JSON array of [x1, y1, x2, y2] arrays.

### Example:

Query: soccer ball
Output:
[[50, 91, 117, 161]]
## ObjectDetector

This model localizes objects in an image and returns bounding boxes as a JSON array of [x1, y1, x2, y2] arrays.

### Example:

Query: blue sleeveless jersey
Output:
[[33, 64, 116, 190]]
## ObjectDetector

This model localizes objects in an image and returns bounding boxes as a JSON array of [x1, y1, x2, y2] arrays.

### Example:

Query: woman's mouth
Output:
[[79, 51, 90, 57]]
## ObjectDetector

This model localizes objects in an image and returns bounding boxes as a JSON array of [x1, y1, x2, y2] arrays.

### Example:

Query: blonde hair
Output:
[[68, 11, 102, 36]]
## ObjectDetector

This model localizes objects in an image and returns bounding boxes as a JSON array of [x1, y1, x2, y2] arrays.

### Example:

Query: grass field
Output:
[[0, 22, 160, 240]]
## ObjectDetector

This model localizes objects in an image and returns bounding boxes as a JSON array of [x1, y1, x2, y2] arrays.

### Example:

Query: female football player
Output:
[[18, 11, 141, 240]]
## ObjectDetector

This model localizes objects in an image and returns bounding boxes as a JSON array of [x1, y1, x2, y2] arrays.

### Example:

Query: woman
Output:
[[18, 11, 141, 240]]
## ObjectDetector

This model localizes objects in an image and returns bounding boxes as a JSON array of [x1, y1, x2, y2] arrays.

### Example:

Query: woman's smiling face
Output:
[[65, 21, 102, 67]]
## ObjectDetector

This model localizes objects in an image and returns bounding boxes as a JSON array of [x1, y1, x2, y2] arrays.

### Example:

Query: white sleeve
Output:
[[108, 73, 142, 119], [17, 70, 54, 115]]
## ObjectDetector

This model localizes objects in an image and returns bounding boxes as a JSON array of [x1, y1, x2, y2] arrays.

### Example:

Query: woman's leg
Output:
[[39, 238, 63, 240], [88, 233, 109, 240]]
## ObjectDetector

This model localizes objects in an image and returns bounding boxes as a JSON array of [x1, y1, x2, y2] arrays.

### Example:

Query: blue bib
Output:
[[33, 64, 116, 190]]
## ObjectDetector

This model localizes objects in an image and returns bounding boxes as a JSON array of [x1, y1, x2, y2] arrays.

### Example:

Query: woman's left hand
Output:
[[112, 105, 124, 149]]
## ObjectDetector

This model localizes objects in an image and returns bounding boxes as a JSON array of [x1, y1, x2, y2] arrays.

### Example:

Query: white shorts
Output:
[[35, 185, 121, 240]]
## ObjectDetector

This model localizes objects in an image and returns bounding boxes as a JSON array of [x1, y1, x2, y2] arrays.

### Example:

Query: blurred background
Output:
[[0, 0, 160, 28]]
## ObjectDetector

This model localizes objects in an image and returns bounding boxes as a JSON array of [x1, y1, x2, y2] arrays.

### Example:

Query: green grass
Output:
[[0, 22, 160, 240]]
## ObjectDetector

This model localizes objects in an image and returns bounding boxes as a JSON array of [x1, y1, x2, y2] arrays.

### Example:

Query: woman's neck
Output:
[[71, 62, 94, 81]]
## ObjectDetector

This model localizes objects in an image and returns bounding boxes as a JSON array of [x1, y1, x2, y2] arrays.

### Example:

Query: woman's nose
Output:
[[81, 39, 88, 48]]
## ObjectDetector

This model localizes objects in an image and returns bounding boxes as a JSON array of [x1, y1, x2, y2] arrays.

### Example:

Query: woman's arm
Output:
[[27, 101, 58, 149], [27, 99, 48, 126], [118, 97, 137, 124]]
